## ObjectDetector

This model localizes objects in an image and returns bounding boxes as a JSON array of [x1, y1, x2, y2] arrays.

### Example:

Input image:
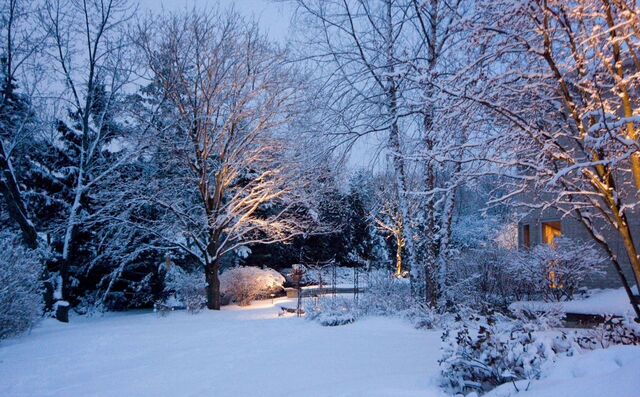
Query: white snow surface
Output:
[[0, 298, 445, 397], [485, 345, 640, 397], [510, 287, 637, 316]]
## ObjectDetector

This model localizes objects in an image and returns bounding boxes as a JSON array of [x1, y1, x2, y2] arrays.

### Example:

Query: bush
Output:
[[303, 270, 438, 328], [219, 266, 285, 306], [576, 315, 640, 349], [439, 309, 572, 395], [304, 296, 356, 326], [359, 271, 413, 315], [446, 246, 517, 309], [448, 237, 606, 308], [0, 237, 43, 340], [446, 218, 535, 308], [509, 238, 606, 302], [161, 265, 207, 313]]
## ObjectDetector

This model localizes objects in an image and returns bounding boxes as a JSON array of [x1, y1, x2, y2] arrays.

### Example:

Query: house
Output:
[[517, 205, 639, 289]]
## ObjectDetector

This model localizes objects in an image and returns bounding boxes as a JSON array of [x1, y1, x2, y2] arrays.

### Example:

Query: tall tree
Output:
[[294, 0, 478, 306], [135, 10, 312, 310], [403, 0, 473, 305], [41, 0, 143, 314]]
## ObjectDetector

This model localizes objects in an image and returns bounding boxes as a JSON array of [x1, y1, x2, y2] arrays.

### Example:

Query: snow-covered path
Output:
[[0, 299, 445, 397]]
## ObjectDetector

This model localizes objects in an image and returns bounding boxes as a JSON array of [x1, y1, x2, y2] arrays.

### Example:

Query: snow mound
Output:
[[485, 345, 640, 397], [510, 287, 637, 316]]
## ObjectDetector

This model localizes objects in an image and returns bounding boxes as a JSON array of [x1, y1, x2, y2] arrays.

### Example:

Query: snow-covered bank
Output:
[[510, 288, 637, 316], [0, 299, 445, 397], [486, 345, 640, 397]]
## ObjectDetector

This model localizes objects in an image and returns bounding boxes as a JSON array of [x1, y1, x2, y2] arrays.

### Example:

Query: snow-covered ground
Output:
[[510, 288, 637, 316], [0, 298, 445, 397], [2, 296, 639, 397]]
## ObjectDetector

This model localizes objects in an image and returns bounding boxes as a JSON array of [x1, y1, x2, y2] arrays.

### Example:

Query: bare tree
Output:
[[135, 10, 313, 310], [402, 0, 475, 306], [293, 0, 478, 306]]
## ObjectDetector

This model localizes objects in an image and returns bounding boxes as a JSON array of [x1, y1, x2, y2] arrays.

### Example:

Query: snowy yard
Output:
[[0, 298, 445, 397], [2, 296, 640, 397]]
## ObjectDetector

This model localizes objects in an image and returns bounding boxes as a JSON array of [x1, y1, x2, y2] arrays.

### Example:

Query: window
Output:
[[541, 221, 562, 248], [522, 224, 530, 249]]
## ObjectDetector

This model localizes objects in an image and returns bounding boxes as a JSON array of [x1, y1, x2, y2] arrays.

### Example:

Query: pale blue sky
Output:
[[137, 0, 295, 42]]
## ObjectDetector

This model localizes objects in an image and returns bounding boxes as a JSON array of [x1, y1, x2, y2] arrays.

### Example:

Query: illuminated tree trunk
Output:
[[395, 226, 404, 277], [602, 0, 640, 189], [534, 0, 640, 317], [597, 180, 640, 289]]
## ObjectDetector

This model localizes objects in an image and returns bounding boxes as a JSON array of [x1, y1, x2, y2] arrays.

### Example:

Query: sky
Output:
[[137, 0, 295, 43]]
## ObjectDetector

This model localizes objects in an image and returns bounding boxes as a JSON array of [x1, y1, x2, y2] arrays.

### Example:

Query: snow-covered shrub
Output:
[[220, 266, 285, 306], [127, 273, 157, 308], [439, 309, 573, 395], [576, 315, 640, 349], [447, 246, 519, 309], [449, 237, 606, 309], [447, 218, 530, 308], [0, 238, 43, 340], [509, 238, 606, 302], [359, 271, 413, 316], [303, 270, 438, 328], [301, 265, 361, 287], [402, 303, 439, 329], [360, 272, 440, 328], [304, 296, 356, 326], [73, 291, 106, 316], [161, 266, 207, 313]]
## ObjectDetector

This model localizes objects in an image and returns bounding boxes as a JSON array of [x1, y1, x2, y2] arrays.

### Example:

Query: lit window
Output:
[[542, 221, 561, 248]]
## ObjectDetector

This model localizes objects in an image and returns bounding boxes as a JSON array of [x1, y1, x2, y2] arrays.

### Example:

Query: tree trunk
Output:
[[53, 166, 84, 322], [616, 220, 640, 292], [577, 174, 640, 319], [54, 301, 69, 323], [577, 210, 640, 320], [0, 141, 38, 249], [395, 231, 403, 277], [205, 261, 221, 310]]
